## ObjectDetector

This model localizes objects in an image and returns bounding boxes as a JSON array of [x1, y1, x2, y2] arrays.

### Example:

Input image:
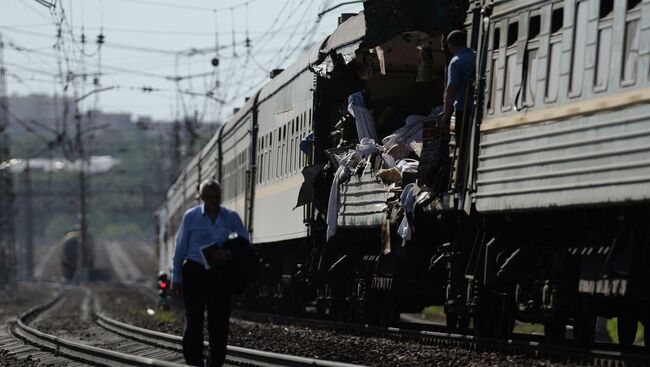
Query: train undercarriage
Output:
[[246, 204, 650, 351]]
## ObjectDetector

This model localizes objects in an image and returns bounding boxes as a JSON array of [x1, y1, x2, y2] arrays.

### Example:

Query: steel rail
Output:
[[11, 295, 186, 367], [94, 311, 365, 367], [232, 310, 650, 366]]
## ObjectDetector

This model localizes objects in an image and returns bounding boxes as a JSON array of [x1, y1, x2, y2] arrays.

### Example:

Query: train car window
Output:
[[261, 136, 265, 184], [507, 21, 518, 47], [599, 0, 614, 18], [275, 131, 279, 180], [301, 112, 306, 167], [502, 21, 518, 110], [257, 154, 264, 184], [546, 5, 564, 103], [262, 150, 266, 184], [293, 116, 298, 173], [267, 134, 271, 182], [528, 15, 541, 39], [257, 138, 261, 184], [308, 108, 312, 130], [524, 15, 541, 107], [280, 126, 284, 177], [570, 0, 589, 97], [594, 0, 613, 91], [295, 117, 299, 173], [282, 122, 289, 176], [487, 26, 500, 114], [289, 120, 294, 174], [622, 0, 641, 85]]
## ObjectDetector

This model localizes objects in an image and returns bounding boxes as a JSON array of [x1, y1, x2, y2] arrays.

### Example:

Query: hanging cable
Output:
[[231, 7, 237, 57]]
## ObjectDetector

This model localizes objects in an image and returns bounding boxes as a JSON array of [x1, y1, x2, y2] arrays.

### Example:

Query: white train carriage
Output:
[[474, 0, 650, 211], [251, 39, 322, 244], [457, 0, 650, 346], [219, 96, 257, 231]]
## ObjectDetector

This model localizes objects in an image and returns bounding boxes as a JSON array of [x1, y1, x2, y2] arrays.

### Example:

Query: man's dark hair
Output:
[[447, 30, 467, 48], [199, 179, 221, 196]]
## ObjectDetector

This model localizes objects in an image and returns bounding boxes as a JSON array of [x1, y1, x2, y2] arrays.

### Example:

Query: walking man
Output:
[[171, 179, 249, 367]]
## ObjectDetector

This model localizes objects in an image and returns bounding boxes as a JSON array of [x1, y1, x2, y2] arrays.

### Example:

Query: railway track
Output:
[[8, 291, 365, 367], [233, 310, 650, 367]]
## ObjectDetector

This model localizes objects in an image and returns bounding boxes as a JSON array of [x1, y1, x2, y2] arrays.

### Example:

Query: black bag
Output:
[[223, 236, 260, 295]]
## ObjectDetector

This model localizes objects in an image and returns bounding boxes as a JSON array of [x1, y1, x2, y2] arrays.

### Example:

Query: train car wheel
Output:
[[543, 316, 566, 345], [643, 321, 650, 353], [617, 314, 637, 346], [573, 300, 595, 348], [493, 309, 515, 339], [458, 315, 470, 330], [473, 315, 493, 337], [446, 312, 459, 330], [377, 293, 399, 327]]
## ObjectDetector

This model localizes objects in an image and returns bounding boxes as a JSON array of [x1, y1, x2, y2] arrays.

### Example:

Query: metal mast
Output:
[[0, 33, 17, 292]]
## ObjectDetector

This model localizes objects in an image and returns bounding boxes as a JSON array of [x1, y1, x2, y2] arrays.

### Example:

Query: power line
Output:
[[94, 0, 259, 12]]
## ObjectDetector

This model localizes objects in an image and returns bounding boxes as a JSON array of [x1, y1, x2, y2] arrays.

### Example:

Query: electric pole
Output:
[[0, 33, 17, 292], [172, 119, 181, 181], [23, 159, 33, 280], [75, 110, 89, 281]]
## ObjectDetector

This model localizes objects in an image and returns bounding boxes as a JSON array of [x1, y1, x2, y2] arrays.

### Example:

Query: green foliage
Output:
[[11, 123, 217, 243], [152, 310, 178, 324], [421, 306, 444, 316], [606, 318, 645, 345]]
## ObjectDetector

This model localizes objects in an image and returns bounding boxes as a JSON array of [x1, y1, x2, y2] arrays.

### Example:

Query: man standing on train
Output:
[[440, 30, 476, 192], [170, 179, 249, 367]]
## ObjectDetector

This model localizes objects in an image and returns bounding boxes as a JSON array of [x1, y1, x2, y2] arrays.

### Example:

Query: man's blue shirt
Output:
[[172, 204, 250, 283], [448, 47, 476, 112]]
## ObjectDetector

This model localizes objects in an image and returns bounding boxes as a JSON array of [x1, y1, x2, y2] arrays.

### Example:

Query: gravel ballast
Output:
[[95, 285, 575, 367]]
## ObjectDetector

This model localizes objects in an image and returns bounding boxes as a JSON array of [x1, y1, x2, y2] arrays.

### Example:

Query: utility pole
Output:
[[185, 110, 199, 156], [172, 119, 181, 181], [74, 110, 89, 281], [23, 160, 33, 280], [0, 33, 17, 292]]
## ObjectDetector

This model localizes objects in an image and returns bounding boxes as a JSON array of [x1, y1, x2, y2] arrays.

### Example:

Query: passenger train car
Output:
[[157, 0, 650, 349]]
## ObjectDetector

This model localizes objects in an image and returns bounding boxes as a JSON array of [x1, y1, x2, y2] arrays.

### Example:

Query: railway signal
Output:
[[157, 272, 170, 310]]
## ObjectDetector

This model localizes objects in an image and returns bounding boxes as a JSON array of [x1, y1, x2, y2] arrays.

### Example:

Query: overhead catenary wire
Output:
[[7, 0, 363, 126], [91, 0, 259, 12]]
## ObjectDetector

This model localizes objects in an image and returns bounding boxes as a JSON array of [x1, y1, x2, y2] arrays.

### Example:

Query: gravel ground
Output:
[[29, 286, 184, 364], [0, 284, 57, 367], [95, 286, 576, 367]]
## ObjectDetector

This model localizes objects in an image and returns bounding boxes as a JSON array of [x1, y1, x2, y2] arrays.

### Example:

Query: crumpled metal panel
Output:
[[321, 14, 366, 54], [476, 105, 650, 212], [337, 166, 391, 228]]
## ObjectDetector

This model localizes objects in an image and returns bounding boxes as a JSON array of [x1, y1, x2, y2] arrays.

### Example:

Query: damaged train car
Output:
[[158, 0, 650, 350], [156, 0, 467, 324]]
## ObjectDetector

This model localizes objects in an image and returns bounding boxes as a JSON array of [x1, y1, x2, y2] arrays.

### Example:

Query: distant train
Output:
[[60, 229, 94, 281], [157, 0, 650, 350]]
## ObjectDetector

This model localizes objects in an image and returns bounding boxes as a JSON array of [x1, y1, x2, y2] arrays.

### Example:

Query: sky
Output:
[[1, 0, 364, 123]]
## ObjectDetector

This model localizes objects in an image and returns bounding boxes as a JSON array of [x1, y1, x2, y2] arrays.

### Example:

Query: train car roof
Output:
[[321, 13, 366, 56], [220, 90, 260, 137], [257, 35, 327, 104]]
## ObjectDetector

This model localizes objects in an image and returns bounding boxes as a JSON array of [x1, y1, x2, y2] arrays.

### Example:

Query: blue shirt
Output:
[[447, 47, 476, 112], [171, 204, 250, 283]]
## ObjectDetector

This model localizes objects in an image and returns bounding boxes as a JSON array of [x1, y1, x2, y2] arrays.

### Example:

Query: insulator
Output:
[[211, 57, 219, 67]]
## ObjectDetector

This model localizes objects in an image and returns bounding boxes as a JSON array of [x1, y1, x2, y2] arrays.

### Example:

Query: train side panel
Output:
[[251, 42, 322, 244], [475, 0, 650, 212], [220, 113, 253, 222]]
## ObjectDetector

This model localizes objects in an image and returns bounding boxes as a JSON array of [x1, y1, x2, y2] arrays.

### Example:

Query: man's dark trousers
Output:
[[182, 260, 231, 367]]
